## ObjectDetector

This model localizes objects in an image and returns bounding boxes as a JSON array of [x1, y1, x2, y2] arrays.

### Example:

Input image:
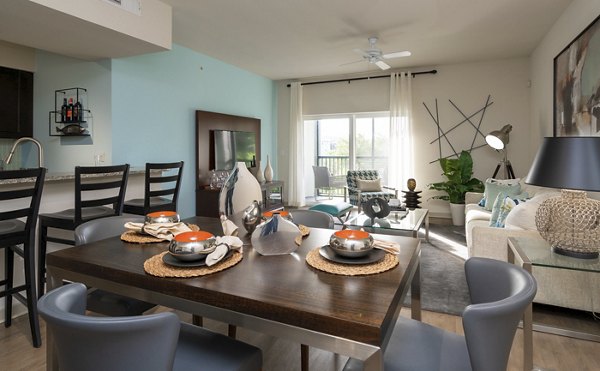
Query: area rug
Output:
[[403, 225, 471, 316]]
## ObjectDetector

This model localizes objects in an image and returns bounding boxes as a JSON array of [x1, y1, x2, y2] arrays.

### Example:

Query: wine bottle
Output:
[[75, 98, 83, 122], [61, 98, 68, 122], [73, 99, 79, 122], [67, 98, 73, 122]]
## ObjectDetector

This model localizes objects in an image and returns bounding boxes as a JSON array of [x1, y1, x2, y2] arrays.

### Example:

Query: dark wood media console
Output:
[[195, 110, 261, 216]]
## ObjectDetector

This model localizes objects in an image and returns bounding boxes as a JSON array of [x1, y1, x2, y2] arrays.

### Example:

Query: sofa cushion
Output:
[[465, 204, 491, 224], [482, 178, 522, 211], [505, 192, 560, 230], [356, 178, 382, 192]]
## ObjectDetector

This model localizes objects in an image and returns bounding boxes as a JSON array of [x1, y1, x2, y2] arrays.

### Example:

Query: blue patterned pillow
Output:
[[489, 192, 527, 228], [482, 178, 522, 211]]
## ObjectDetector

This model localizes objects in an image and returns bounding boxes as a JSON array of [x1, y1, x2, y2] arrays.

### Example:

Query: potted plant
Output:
[[428, 150, 484, 226]]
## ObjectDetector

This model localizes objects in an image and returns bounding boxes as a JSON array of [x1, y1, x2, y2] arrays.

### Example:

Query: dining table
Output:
[[45, 216, 422, 371]]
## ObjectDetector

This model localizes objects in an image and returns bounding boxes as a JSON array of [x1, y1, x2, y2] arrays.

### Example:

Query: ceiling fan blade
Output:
[[383, 51, 412, 59], [353, 48, 370, 58], [375, 60, 391, 70], [339, 59, 365, 67]]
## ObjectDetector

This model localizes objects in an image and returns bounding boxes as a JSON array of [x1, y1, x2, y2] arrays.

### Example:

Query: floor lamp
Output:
[[486, 124, 515, 179]]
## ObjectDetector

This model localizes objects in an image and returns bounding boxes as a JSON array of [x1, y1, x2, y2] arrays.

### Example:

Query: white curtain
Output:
[[388, 72, 414, 191], [288, 82, 305, 207]]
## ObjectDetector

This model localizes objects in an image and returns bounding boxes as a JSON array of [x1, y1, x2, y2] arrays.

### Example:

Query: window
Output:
[[303, 113, 390, 197]]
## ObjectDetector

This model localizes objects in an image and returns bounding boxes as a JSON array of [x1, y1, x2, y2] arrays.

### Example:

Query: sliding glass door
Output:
[[304, 113, 390, 198]]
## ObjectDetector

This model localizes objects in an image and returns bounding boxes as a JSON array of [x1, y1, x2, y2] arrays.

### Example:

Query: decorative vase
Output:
[[255, 161, 265, 183], [242, 200, 262, 234], [219, 162, 263, 217], [251, 211, 301, 255], [264, 155, 273, 182], [449, 203, 465, 226]]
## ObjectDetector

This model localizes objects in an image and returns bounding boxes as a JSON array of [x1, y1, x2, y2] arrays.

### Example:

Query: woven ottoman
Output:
[[309, 202, 353, 223]]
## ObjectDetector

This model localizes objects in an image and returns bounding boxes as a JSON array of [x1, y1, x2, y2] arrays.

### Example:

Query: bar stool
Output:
[[123, 161, 184, 215], [38, 164, 129, 298], [0, 167, 46, 348]]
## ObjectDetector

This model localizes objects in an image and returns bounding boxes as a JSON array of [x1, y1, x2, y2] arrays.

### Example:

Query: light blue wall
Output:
[[112, 44, 276, 218]]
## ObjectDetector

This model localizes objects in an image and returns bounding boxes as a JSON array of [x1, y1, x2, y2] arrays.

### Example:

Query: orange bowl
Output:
[[145, 211, 180, 224], [168, 231, 216, 261], [329, 229, 374, 258]]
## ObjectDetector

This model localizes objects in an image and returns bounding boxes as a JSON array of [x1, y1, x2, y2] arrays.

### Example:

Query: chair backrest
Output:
[[74, 215, 144, 246], [346, 170, 380, 189], [289, 209, 334, 229], [462, 257, 537, 371], [38, 283, 180, 371], [313, 166, 332, 188], [75, 164, 129, 223], [144, 161, 184, 210], [0, 168, 46, 243]]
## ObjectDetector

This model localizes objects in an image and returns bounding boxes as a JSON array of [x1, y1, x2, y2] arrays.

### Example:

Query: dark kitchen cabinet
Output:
[[0, 66, 33, 138]]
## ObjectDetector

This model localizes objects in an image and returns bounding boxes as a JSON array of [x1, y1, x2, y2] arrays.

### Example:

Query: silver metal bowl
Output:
[[145, 211, 180, 224], [328, 230, 374, 258], [168, 231, 216, 261]]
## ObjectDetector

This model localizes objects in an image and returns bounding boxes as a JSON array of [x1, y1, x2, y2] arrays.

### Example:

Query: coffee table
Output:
[[342, 208, 429, 241]]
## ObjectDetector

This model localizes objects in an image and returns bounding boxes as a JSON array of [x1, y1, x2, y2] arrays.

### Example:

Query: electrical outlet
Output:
[[99, 153, 106, 163]]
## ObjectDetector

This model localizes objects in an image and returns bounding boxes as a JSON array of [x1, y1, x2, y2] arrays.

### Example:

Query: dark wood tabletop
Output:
[[46, 216, 421, 348]]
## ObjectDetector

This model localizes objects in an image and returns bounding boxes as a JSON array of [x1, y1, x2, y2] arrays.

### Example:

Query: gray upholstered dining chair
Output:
[[38, 283, 263, 371], [289, 209, 334, 229], [343, 257, 537, 371], [74, 215, 156, 316]]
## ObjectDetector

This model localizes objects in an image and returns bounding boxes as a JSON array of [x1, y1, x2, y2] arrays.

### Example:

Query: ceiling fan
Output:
[[347, 37, 411, 70]]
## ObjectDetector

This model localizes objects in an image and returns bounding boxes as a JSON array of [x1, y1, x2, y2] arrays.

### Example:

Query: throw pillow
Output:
[[356, 178, 382, 192], [505, 192, 560, 230], [482, 178, 522, 211], [489, 192, 523, 228]]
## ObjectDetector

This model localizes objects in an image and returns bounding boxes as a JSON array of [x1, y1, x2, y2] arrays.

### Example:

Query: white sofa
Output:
[[465, 184, 599, 312]]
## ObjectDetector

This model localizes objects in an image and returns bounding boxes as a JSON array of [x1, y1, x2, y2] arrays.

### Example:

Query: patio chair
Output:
[[345, 170, 397, 213], [312, 166, 345, 200]]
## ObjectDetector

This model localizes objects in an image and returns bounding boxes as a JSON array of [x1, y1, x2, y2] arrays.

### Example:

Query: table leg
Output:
[[411, 260, 421, 321], [425, 212, 430, 242]]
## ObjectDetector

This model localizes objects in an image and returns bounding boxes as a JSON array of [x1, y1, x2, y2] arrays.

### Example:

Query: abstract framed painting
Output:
[[554, 14, 600, 136]]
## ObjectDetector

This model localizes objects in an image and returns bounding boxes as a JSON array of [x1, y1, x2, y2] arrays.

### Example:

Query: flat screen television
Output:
[[213, 130, 257, 170]]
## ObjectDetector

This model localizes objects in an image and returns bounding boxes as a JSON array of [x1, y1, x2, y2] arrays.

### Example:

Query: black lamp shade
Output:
[[526, 137, 600, 192]]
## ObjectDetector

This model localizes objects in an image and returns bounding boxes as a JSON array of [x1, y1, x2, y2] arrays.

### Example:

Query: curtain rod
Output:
[[286, 69, 437, 87]]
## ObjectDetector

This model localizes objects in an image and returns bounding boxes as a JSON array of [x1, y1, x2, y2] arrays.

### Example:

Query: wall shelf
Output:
[[49, 87, 92, 137]]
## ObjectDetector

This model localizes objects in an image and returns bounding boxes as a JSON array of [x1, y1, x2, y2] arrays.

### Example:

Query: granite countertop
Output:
[[0, 167, 149, 185]]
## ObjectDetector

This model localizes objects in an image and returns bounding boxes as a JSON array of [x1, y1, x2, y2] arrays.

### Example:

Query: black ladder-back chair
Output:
[[123, 161, 184, 215], [0, 168, 46, 348], [38, 164, 129, 298]]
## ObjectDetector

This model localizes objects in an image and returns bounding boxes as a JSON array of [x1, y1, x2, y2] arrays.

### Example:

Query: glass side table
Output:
[[507, 237, 600, 371]]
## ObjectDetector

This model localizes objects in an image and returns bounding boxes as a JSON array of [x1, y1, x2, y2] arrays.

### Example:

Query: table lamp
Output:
[[485, 124, 515, 179], [525, 137, 600, 259]]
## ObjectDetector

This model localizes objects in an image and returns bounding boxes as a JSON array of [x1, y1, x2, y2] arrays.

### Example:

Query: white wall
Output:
[[33, 50, 113, 171], [530, 0, 600, 150], [278, 58, 531, 218]]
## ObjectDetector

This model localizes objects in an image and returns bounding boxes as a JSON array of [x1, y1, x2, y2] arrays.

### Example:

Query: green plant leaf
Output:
[[428, 150, 483, 204]]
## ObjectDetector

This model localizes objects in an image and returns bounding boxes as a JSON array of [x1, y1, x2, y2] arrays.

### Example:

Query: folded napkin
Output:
[[124, 222, 192, 241], [220, 214, 239, 236], [205, 235, 243, 266], [373, 239, 401, 255]]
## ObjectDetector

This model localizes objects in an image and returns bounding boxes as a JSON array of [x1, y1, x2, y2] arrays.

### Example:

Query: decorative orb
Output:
[[535, 190, 600, 259], [407, 178, 417, 191], [364, 197, 391, 219]]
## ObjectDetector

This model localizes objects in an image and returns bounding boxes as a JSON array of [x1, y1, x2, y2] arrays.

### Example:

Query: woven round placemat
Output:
[[120, 224, 200, 244], [144, 251, 243, 278], [305, 248, 398, 276]]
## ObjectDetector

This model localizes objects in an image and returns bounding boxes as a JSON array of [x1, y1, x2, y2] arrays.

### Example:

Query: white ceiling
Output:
[[162, 0, 572, 80], [0, 0, 573, 80]]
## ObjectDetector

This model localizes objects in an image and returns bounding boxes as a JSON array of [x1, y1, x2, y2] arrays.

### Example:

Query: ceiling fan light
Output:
[[375, 60, 391, 70]]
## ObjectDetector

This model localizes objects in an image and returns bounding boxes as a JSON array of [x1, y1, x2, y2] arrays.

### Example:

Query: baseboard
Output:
[[0, 302, 28, 325]]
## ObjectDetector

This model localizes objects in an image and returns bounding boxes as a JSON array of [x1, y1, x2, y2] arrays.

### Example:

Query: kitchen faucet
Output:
[[4, 137, 44, 167]]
